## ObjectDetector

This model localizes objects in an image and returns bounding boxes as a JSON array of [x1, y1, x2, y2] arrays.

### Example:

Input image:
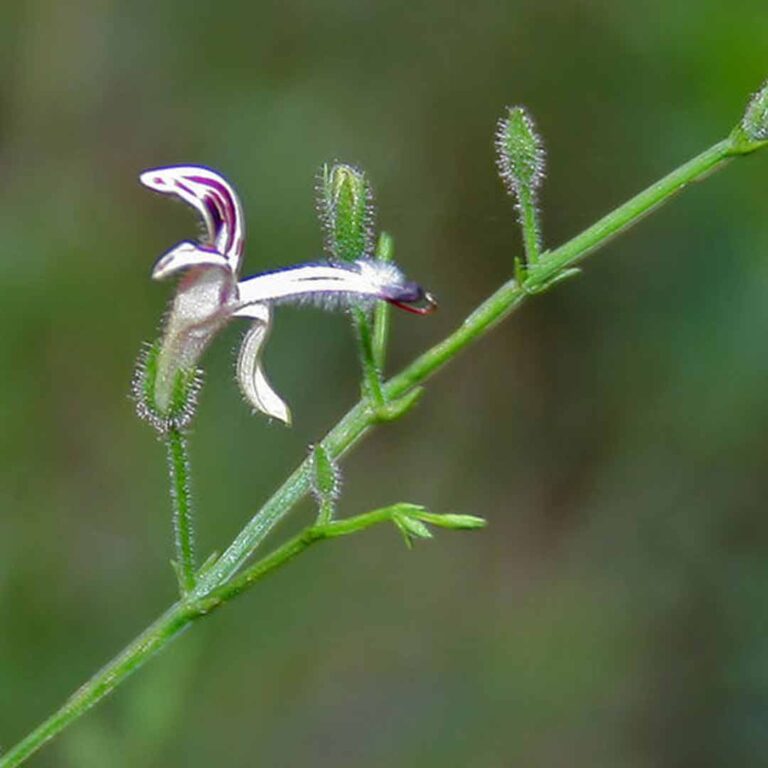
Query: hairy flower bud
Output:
[[318, 163, 375, 262], [311, 444, 340, 503], [311, 443, 341, 524], [495, 106, 546, 196], [742, 80, 768, 142]]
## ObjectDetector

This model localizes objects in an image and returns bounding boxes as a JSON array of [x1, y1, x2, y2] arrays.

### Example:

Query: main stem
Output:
[[1, 132, 756, 768], [0, 508, 420, 768]]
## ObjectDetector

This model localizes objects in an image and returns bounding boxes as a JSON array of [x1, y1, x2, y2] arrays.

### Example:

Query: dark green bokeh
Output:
[[1, 1, 767, 766]]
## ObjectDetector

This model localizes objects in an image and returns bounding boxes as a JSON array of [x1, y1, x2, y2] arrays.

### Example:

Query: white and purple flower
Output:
[[138, 165, 435, 427]]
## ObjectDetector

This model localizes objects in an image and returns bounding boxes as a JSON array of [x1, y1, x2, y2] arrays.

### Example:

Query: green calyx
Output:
[[132, 340, 202, 434]]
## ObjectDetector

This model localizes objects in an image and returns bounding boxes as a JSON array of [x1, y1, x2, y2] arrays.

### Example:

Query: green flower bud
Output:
[[311, 443, 340, 503], [742, 80, 768, 142], [318, 163, 375, 262], [311, 443, 340, 524], [495, 106, 546, 196]]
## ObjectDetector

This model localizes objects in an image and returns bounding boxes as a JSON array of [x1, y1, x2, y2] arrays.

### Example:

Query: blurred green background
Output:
[[1, 1, 768, 766]]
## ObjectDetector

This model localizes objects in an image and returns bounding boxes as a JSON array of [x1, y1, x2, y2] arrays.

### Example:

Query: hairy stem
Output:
[[0, 603, 194, 768], [0, 508, 409, 768], [351, 306, 386, 408], [2, 131, 759, 768], [165, 427, 196, 594], [372, 232, 394, 370], [194, 136, 742, 591], [517, 185, 542, 265], [208, 504, 417, 603], [532, 138, 735, 282]]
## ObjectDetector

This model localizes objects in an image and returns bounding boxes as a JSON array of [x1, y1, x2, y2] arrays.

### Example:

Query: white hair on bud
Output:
[[494, 106, 546, 196]]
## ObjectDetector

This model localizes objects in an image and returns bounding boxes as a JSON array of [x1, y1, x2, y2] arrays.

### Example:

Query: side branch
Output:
[[196, 134, 744, 592]]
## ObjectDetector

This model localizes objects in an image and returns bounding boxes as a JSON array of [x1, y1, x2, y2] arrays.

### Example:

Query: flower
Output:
[[137, 165, 435, 428]]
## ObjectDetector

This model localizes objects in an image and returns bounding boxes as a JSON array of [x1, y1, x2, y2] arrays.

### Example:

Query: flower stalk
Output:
[[318, 163, 392, 410], [166, 427, 196, 594], [372, 232, 395, 371]]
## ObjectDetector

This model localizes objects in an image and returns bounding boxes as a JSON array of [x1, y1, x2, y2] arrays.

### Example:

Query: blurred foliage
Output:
[[1, 1, 768, 766]]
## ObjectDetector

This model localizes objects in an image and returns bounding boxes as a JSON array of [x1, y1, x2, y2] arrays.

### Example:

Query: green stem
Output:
[[2, 132, 757, 768], [517, 185, 542, 265], [351, 306, 386, 409], [316, 498, 334, 526], [531, 138, 735, 284], [0, 603, 194, 768], [372, 232, 394, 371], [0, 508, 406, 768], [193, 135, 742, 594], [208, 505, 410, 603], [165, 428, 196, 594]]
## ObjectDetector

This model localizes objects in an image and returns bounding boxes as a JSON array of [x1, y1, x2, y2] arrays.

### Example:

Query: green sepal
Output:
[[132, 340, 202, 434]]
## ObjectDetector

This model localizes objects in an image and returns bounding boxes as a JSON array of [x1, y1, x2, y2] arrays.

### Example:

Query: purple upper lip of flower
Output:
[[140, 165, 245, 270]]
